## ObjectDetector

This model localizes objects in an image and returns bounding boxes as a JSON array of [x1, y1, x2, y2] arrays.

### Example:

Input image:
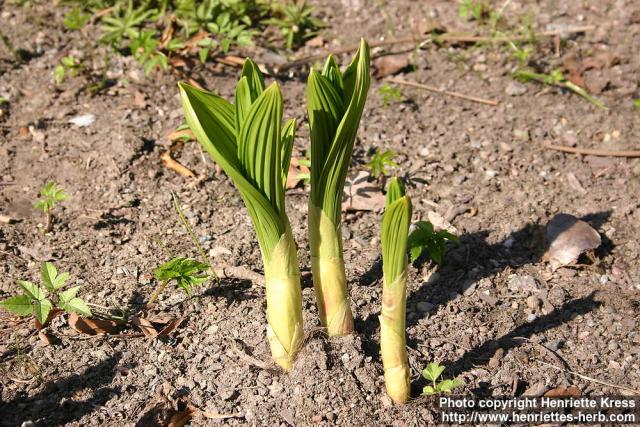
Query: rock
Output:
[[505, 81, 528, 96], [508, 274, 539, 293], [526, 295, 540, 310]]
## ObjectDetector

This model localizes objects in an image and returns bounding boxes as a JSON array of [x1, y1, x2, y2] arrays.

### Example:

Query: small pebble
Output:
[[505, 81, 528, 96]]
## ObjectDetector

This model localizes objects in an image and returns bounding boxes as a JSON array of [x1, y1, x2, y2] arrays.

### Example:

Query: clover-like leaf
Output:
[[422, 362, 446, 382], [436, 378, 463, 394], [62, 297, 92, 317], [17, 280, 46, 301]]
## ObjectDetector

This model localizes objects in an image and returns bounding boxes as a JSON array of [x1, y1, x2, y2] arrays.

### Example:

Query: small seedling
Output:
[[408, 221, 459, 264], [509, 41, 532, 67], [366, 149, 398, 178], [34, 182, 68, 233], [295, 157, 311, 184], [515, 68, 608, 110], [148, 257, 210, 305], [458, 0, 489, 21], [54, 56, 84, 84], [63, 6, 90, 30], [633, 99, 640, 109], [264, 0, 324, 49], [378, 84, 403, 106], [421, 362, 463, 395], [0, 262, 92, 325]]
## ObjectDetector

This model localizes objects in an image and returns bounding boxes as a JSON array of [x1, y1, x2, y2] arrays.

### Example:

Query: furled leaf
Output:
[[281, 118, 296, 187], [34, 298, 53, 325], [308, 39, 370, 225], [0, 295, 34, 316], [17, 280, 45, 300], [381, 178, 412, 283], [422, 362, 445, 382]]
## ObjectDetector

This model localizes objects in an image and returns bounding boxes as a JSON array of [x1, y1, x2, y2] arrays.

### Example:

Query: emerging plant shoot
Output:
[[380, 177, 412, 404], [307, 38, 370, 336], [34, 182, 68, 233], [178, 61, 303, 371]]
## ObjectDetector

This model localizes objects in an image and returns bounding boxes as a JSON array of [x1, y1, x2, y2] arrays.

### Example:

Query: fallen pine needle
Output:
[[537, 360, 640, 396], [386, 77, 499, 106], [160, 151, 196, 177], [543, 142, 640, 158]]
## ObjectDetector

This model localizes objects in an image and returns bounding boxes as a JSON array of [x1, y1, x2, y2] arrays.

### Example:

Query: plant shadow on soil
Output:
[[356, 211, 612, 393], [0, 353, 123, 426]]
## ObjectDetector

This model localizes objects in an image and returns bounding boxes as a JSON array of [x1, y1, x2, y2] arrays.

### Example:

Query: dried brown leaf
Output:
[[38, 330, 59, 346], [543, 386, 582, 398], [164, 404, 198, 427], [132, 316, 158, 338], [543, 213, 601, 270], [160, 151, 195, 177], [167, 128, 195, 142], [285, 158, 310, 190], [342, 171, 385, 212], [68, 312, 118, 335], [158, 317, 186, 337], [373, 54, 411, 78]]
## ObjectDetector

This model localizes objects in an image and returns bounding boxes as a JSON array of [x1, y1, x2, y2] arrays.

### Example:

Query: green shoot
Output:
[[307, 39, 371, 336], [54, 56, 84, 84], [515, 69, 608, 110], [509, 41, 532, 67], [0, 262, 92, 325], [633, 99, 640, 109], [130, 29, 168, 75], [171, 191, 217, 280], [408, 221, 459, 264], [34, 182, 68, 233], [380, 177, 412, 404], [378, 84, 403, 106], [458, 0, 489, 21], [421, 362, 463, 395], [148, 257, 210, 306], [366, 149, 398, 178], [295, 157, 311, 185], [179, 58, 304, 371]]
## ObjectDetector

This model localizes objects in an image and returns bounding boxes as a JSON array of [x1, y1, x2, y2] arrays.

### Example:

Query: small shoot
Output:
[[378, 84, 403, 106], [34, 182, 68, 233], [633, 99, 640, 109], [0, 262, 92, 326], [408, 221, 459, 264], [366, 149, 399, 179], [509, 41, 532, 67], [380, 178, 412, 404], [54, 56, 84, 84], [458, 0, 490, 22], [148, 257, 210, 306], [421, 362, 463, 395], [515, 68, 608, 110]]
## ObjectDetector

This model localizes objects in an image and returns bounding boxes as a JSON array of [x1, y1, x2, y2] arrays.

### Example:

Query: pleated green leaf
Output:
[[307, 38, 371, 224], [281, 118, 296, 187], [235, 59, 266, 132], [238, 83, 284, 215], [382, 178, 412, 284], [179, 82, 287, 262]]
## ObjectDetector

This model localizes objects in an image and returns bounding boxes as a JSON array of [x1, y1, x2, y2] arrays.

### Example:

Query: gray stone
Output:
[[505, 81, 528, 96]]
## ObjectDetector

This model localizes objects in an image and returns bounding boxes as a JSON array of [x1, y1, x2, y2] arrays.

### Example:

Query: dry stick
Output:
[[543, 142, 640, 158], [537, 360, 640, 396], [387, 77, 499, 106], [274, 26, 596, 73]]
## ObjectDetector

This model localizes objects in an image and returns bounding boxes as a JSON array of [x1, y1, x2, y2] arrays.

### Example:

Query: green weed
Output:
[[34, 182, 68, 233], [408, 221, 458, 264], [54, 55, 84, 84], [421, 362, 463, 395], [378, 84, 403, 106], [366, 149, 398, 178]]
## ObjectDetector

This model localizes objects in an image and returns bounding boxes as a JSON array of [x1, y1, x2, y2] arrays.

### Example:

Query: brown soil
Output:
[[1, 1, 639, 426]]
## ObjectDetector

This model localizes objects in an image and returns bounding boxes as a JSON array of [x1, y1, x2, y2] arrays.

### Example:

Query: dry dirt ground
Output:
[[1, 0, 639, 426]]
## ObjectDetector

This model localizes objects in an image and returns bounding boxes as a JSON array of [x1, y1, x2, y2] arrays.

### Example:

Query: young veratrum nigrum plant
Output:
[[306, 38, 370, 336], [178, 60, 302, 371]]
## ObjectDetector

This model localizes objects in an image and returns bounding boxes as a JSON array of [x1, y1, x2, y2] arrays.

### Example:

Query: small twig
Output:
[[146, 280, 169, 307], [219, 265, 265, 286], [273, 26, 596, 73], [386, 77, 499, 106], [537, 360, 640, 396], [230, 339, 275, 371], [543, 142, 640, 158]]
